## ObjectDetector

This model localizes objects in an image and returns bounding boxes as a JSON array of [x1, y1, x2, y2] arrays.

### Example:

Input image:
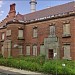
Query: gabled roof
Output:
[[23, 1, 75, 21]]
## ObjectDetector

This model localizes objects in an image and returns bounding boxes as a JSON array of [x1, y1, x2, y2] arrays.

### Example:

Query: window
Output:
[[50, 25, 55, 36], [2, 33, 5, 40], [40, 45, 45, 55], [63, 23, 70, 35], [4, 40, 11, 57], [1, 46, 4, 57], [26, 46, 30, 55], [18, 45, 23, 55], [63, 44, 71, 59], [33, 45, 37, 56], [33, 28, 37, 38], [18, 29, 23, 38], [6, 30, 11, 36]]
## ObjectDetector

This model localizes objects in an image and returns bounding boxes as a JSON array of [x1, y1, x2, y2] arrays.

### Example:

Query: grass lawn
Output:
[[0, 55, 75, 75]]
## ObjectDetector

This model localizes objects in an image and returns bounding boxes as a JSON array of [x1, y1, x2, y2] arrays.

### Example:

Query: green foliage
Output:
[[43, 60, 75, 75], [0, 57, 75, 74], [0, 54, 3, 58]]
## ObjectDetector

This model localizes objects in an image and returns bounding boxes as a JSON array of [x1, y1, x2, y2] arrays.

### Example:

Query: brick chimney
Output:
[[8, 3, 16, 17]]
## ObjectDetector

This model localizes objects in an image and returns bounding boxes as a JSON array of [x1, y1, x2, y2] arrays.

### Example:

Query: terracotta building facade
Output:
[[0, 2, 75, 60]]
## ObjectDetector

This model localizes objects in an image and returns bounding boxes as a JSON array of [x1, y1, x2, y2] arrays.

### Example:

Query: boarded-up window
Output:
[[2, 33, 5, 40], [63, 44, 70, 59], [33, 45, 37, 56], [63, 24, 70, 35], [18, 45, 23, 55], [6, 30, 11, 36], [40, 45, 45, 55], [26, 46, 30, 55], [50, 26, 55, 35], [18, 30, 23, 38], [33, 28, 37, 37]]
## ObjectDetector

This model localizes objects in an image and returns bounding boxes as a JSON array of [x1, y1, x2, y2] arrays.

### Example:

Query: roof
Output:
[[23, 1, 75, 21], [0, 1, 75, 27]]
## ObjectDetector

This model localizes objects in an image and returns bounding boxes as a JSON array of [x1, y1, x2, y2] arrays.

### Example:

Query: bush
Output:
[[42, 60, 75, 75], [0, 57, 75, 74], [0, 54, 3, 58], [43, 60, 56, 74]]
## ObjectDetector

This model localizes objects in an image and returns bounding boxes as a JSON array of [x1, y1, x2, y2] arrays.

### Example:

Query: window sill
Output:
[[32, 37, 38, 39], [62, 34, 71, 38], [18, 37, 24, 40], [0, 39, 4, 42], [63, 57, 72, 60], [6, 35, 11, 37]]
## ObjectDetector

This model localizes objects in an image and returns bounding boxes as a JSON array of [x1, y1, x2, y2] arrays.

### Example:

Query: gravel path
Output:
[[0, 66, 43, 74]]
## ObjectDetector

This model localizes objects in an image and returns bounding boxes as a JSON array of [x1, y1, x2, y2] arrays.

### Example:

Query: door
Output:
[[48, 49, 53, 59]]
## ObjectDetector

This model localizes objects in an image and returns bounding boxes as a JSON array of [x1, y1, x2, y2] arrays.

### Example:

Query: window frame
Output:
[[26, 45, 30, 55], [40, 44, 45, 55], [33, 27, 38, 38], [62, 23, 71, 37], [6, 30, 11, 37], [32, 45, 37, 56], [49, 25, 56, 36], [18, 29, 24, 39], [1, 32, 5, 40], [63, 44, 71, 59]]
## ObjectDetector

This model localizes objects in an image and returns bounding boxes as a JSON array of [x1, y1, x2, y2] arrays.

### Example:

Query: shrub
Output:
[[0, 54, 3, 58], [0, 57, 75, 74], [43, 61, 56, 74]]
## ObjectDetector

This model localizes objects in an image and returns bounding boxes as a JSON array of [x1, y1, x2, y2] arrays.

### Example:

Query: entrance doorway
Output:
[[48, 49, 53, 59]]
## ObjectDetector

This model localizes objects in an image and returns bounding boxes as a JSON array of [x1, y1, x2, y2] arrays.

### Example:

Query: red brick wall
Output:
[[0, 16, 75, 60], [24, 16, 75, 59]]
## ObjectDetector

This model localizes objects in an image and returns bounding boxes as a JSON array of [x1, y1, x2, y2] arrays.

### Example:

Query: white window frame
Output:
[[18, 45, 23, 55], [63, 23, 70, 35], [18, 29, 23, 38], [33, 45, 37, 56], [33, 28, 37, 38], [2, 33, 5, 40], [6, 30, 11, 36], [26, 45, 30, 55], [50, 25, 55, 36]]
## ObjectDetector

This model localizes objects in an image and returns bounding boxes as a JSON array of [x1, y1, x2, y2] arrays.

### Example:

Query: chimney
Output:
[[30, 0, 37, 12], [8, 3, 16, 17]]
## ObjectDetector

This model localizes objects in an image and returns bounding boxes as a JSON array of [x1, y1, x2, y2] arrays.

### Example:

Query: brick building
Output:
[[0, 2, 75, 60]]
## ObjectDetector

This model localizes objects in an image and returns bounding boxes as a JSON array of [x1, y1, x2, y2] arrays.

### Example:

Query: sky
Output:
[[0, 0, 74, 21]]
